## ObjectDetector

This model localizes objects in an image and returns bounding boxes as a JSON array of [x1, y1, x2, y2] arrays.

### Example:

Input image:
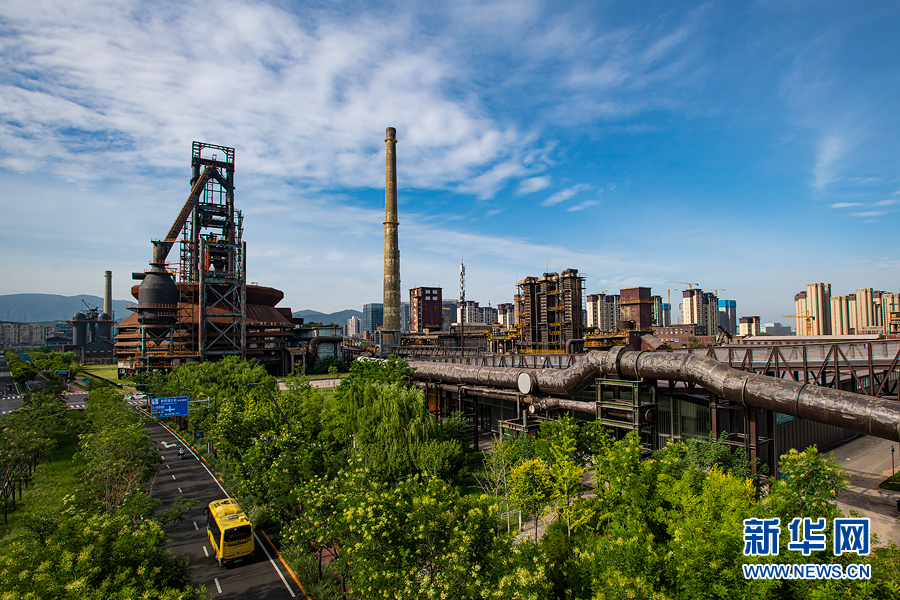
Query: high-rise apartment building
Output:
[[586, 293, 620, 332], [497, 303, 515, 327], [650, 295, 666, 326], [346, 316, 362, 337], [409, 287, 443, 333], [718, 300, 737, 335], [681, 290, 718, 336], [739, 316, 761, 337], [830, 295, 851, 335], [794, 284, 831, 336]]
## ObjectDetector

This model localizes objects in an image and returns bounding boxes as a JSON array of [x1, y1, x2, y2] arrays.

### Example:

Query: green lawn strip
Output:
[[879, 471, 900, 492], [81, 364, 120, 380], [0, 412, 88, 553]]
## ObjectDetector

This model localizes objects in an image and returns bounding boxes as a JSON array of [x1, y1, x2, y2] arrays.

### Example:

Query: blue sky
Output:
[[1, 0, 898, 324]]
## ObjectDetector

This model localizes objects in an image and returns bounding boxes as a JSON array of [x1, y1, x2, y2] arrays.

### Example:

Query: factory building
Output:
[[517, 269, 584, 352], [409, 287, 443, 333]]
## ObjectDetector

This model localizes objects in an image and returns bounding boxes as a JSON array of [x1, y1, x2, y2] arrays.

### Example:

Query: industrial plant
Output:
[[114, 142, 304, 376]]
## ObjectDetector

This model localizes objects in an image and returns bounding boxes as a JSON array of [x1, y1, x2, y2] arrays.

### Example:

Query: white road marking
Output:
[[193, 521, 198, 530], [172, 474, 176, 480], [178, 487, 182, 493], [203, 546, 209, 557], [214, 578, 222, 594], [153, 421, 296, 598], [166, 464, 170, 469]]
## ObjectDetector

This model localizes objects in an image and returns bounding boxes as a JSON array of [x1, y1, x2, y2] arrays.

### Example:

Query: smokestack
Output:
[[383, 127, 400, 342], [104, 270, 113, 317]]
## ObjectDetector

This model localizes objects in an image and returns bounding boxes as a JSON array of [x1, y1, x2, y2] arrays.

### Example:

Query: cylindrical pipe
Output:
[[383, 127, 400, 342], [409, 349, 900, 442]]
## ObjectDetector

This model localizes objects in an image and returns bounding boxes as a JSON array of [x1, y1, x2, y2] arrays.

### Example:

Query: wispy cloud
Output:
[[516, 176, 552, 195], [874, 199, 898, 206], [830, 202, 862, 208], [541, 183, 591, 206], [813, 136, 847, 190], [567, 200, 598, 211], [850, 211, 887, 218]]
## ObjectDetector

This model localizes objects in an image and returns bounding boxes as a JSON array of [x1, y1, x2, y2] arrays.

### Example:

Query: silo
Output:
[[72, 313, 88, 346], [98, 312, 113, 341]]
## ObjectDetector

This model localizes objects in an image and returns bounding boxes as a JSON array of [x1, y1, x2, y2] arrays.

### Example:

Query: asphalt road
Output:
[[145, 420, 301, 599]]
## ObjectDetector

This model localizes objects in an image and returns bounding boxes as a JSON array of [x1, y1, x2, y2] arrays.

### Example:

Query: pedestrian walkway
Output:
[[829, 436, 899, 547]]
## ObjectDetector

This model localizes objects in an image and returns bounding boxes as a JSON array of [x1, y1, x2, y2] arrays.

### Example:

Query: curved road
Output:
[[145, 420, 303, 599]]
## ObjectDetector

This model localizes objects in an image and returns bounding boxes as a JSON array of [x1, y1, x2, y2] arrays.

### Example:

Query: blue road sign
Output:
[[149, 396, 189, 418]]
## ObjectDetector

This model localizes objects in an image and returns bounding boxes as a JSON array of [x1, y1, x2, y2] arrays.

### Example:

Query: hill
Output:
[[0, 294, 130, 323], [292, 309, 363, 325]]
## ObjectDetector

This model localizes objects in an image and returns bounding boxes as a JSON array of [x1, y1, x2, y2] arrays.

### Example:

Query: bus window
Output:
[[224, 525, 251, 543]]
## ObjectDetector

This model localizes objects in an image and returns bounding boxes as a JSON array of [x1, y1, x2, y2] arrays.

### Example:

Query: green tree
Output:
[[0, 497, 199, 599], [510, 457, 553, 542]]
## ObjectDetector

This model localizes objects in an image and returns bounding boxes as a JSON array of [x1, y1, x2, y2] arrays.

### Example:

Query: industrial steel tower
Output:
[[383, 127, 400, 343]]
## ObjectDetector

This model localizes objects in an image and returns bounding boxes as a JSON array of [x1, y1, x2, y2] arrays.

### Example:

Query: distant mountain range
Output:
[[292, 309, 363, 325], [0, 294, 131, 323], [0, 294, 363, 327]]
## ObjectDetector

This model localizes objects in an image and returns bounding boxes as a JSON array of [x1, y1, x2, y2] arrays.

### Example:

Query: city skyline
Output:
[[1, 1, 899, 325]]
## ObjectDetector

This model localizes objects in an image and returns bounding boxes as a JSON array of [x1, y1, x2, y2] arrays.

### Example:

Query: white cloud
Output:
[[0, 1, 542, 198], [541, 183, 591, 206], [567, 200, 598, 211], [813, 136, 847, 190], [830, 202, 862, 208], [850, 211, 887, 218], [874, 199, 898, 207], [516, 176, 551, 195]]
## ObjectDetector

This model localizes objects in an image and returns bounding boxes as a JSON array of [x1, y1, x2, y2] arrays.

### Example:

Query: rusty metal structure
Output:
[[115, 142, 301, 375], [516, 269, 584, 352], [409, 341, 900, 478]]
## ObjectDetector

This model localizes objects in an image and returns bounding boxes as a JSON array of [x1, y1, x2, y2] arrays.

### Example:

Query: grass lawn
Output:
[[81, 364, 121, 381], [0, 411, 88, 553]]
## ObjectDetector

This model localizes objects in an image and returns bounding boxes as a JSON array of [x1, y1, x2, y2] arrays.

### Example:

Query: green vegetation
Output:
[[145, 356, 900, 600], [0, 386, 201, 599], [81, 363, 122, 381]]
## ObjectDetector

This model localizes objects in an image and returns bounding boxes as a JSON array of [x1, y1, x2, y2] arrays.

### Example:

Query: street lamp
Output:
[[247, 382, 292, 431], [199, 363, 218, 418]]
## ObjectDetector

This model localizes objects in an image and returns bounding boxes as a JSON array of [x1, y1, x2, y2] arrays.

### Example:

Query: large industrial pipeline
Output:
[[408, 346, 900, 442]]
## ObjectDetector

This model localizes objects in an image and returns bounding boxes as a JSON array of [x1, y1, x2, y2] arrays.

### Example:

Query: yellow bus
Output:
[[204, 498, 254, 567]]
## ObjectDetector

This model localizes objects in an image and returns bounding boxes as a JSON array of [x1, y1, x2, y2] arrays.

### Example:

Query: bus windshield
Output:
[[224, 525, 251, 543]]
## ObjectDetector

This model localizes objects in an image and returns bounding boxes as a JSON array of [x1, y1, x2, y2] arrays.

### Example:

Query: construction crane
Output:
[[670, 280, 699, 290], [704, 288, 726, 296], [591, 290, 609, 295], [781, 313, 815, 336]]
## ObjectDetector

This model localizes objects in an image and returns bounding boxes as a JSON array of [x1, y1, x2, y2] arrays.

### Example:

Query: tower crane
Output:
[[704, 288, 726, 296], [781, 313, 815, 337], [670, 281, 699, 290]]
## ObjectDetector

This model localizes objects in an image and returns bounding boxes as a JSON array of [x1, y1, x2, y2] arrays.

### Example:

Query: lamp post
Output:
[[248, 382, 291, 431], [199, 363, 218, 418]]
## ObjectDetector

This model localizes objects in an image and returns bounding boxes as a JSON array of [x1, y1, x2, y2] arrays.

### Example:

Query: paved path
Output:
[[829, 436, 900, 547], [145, 419, 302, 599]]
